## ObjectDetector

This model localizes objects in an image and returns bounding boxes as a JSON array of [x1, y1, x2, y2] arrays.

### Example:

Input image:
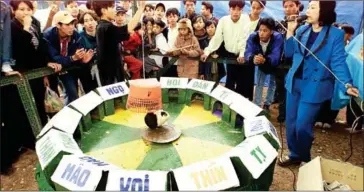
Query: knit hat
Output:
[[178, 18, 193, 34]]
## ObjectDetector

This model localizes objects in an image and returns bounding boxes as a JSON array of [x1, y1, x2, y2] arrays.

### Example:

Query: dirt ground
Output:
[[1, 93, 363, 191]]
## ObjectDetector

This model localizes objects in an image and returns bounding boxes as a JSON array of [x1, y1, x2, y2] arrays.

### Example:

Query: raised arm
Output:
[[127, 1, 146, 34]]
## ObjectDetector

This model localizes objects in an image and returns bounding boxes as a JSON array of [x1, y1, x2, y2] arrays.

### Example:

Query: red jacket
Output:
[[123, 32, 142, 52]]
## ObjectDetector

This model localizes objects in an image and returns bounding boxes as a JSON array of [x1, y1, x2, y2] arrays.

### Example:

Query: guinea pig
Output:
[[144, 110, 170, 129]]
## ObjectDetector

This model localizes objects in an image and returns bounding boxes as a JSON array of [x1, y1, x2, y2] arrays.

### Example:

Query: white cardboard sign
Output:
[[186, 79, 215, 94], [36, 129, 82, 169], [70, 91, 104, 116], [96, 82, 129, 101], [244, 116, 281, 147], [51, 155, 103, 191], [160, 77, 189, 89], [173, 156, 240, 191], [38, 106, 83, 138], [225, 135, 278, 179], [209, 85, 238, 105], [230, 95, 262, 118], [77, 155, 120, 171], [106, 169, 168, 191]]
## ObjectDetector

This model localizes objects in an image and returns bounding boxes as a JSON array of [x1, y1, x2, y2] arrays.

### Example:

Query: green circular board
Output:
[[79, 100, 245, 171]]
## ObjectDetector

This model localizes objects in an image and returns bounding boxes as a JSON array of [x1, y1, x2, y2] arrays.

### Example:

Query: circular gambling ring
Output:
[[35, 79, 278, 191], [80, 101, 244, 171]]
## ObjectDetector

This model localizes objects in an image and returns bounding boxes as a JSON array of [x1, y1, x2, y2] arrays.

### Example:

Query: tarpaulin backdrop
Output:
[[175, 0, 363, 84]]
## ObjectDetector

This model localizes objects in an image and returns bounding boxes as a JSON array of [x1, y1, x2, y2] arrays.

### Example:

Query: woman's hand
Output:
[[23, 16, 32, 32], [347, 87, 359, 97]]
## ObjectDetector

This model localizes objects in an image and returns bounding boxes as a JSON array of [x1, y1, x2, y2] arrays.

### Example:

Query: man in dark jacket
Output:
[[44, 11, 93, 104], [182, 0, 198, 21], [245, 17, 283, 110]]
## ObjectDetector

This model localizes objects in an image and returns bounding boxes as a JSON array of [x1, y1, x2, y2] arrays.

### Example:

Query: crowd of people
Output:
[[0, 0, 362, 174]]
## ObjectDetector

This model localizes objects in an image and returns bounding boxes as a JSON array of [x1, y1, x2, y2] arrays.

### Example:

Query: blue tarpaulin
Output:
[[177, 1, 363, 84]]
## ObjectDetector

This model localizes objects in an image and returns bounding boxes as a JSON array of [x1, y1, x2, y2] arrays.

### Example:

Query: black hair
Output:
[[92, 1, 115, 17], [143, 16, 155, 25], [144, 3, 155, 11], [250, 0, 266, 8], [336, 23, 355, 35], [259, 17, 276, 30], [134, 22, 142, 31], [154, 19, 166, 28], [64, 0, 77, 7], [283, 0, 304, 12], [229, 0, 245, 9], [205, 20, 217, 28], [166, 7, 180, 17], [317, 1, 336, 26], [183, 0, 196, 5], [78, 11, 99, 24], [145, 113, 158, 129], [201, 1, 214, 14], [191, 15, 206, 25], [155, 3, 165, 12]]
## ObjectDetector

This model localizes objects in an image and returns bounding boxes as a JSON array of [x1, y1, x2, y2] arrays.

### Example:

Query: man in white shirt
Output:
[[33, 1, 62, 31], [163, 7, 180, 77], [201, 0, 252, 100]]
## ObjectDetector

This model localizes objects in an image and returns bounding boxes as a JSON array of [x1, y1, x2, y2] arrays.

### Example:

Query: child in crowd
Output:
[[154, 3, 166, 23], [192, 15, 208, 80], [122, 23, 143, 79], [92, 1, 144, 85], [147, 20, 170, 69], [167, 18, 200, 79], [163, 7, 180, 77], [115, 6, 127, 27], [205, 20, 225, 82], [154, 3, 168, 41], [144, 4, 155, 18], [142, 17, 156, 54]]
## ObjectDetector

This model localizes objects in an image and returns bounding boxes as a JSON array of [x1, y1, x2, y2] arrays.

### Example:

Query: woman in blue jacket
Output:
[[279, 1, 359, 166]]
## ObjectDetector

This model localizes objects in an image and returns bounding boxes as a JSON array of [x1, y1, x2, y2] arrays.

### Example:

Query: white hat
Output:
[[52, 11, 76, 26]]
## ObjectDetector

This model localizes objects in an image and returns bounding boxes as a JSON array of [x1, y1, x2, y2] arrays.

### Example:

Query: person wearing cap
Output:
[[154, 3, 166, 23], [115, 6, 128, 27], [119, 0, 132, 24], [92, 1, 145, 85], [154, 3, 169, 43], [44, 10, 94, 104]]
